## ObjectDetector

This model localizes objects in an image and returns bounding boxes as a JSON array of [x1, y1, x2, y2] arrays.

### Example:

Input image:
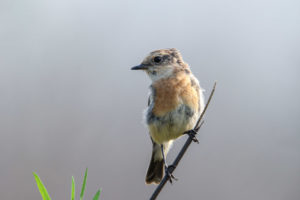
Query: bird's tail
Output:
[[145, 142, 164, 184], [145, 141, 172, 184]]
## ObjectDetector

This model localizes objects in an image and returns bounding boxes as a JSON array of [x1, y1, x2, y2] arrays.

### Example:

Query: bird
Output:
[[131, 48, 205, 184]]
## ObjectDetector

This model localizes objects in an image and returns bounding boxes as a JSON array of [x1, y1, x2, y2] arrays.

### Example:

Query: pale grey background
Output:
[[0, 0, 299, 199]]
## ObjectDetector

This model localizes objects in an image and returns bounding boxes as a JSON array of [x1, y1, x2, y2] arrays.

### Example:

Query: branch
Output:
[[149, 81, 217, 200]]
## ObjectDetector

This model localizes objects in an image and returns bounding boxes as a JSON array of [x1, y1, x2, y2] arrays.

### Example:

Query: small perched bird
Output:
[[132, 48, 204, 184]]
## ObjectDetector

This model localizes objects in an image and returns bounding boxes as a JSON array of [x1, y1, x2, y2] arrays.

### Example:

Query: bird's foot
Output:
[[165, 165, 178, 184], [184, 129, 199, 143]]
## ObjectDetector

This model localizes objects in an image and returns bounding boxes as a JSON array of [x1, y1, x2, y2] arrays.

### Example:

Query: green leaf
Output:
[[92, 189, 101, 200], [33, 172, 51, 200], [71, 176, 75, 200], [80, 168, 88, 200]]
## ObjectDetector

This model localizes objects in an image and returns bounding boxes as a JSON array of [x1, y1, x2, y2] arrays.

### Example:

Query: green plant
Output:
[[33, 168, 101, 200]]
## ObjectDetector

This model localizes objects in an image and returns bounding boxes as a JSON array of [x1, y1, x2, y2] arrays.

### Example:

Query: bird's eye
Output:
[[153, 56, 162, 64]]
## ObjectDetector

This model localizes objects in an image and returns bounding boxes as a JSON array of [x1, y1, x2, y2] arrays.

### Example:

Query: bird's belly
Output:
[[146, 104, 198, 144]]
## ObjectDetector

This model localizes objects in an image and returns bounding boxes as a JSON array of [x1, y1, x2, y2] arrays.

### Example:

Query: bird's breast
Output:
[[150, 73, 199, 116]]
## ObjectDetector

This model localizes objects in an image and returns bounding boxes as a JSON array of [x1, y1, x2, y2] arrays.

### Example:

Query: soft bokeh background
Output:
[[0, 0, 299, 199]]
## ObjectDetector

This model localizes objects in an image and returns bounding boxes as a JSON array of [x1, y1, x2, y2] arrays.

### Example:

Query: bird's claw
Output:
[[165, 165, 178, 184], [184, 129, 199, 143]]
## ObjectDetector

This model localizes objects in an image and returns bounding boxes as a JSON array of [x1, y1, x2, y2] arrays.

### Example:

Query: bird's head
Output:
[[131, 48, 187, 82]]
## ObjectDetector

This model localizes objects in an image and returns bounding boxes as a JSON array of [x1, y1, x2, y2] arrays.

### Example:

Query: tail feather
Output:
[[145, 152, 164, 184], [145, 142, 164, 184]]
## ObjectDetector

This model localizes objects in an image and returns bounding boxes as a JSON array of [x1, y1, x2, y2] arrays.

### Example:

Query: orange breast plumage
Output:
[[151, 71, 199, 116]]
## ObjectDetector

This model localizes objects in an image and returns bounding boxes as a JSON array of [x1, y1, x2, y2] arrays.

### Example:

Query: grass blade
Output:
[[71, 176, 75, 200], [80, 168, 88, 200], [33, 172, 51, 200], [92, 189, 101, 200]]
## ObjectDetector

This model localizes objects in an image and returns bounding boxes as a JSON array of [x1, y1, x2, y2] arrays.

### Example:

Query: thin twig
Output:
[[149, 81, 217, 200]]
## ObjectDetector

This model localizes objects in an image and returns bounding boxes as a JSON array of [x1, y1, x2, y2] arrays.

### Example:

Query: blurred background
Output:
[[0, 0, 299, 199]]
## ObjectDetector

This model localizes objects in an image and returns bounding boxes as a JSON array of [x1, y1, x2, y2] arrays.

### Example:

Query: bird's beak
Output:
[[131, 64, 148, 70]]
